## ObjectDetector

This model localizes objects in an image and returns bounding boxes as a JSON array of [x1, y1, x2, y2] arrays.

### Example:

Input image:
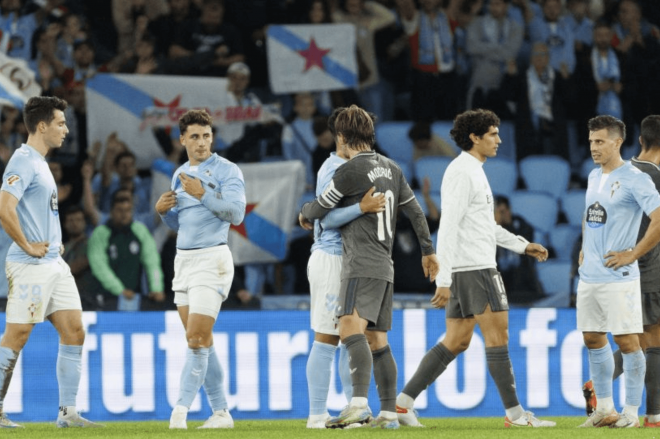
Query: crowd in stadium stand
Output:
[[1, 0, 660, 310]]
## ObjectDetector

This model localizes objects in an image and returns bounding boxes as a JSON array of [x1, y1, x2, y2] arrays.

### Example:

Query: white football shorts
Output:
[[307, 249, 342, 335], [173, 245, 234, 319], [576, 278, 643, 335], [5, 258, 82, 324]]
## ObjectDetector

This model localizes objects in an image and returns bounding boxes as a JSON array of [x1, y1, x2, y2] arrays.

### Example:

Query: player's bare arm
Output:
[[155, 190, 177, 215], [431, 286, 450, 308], [0, 191, 49, 258], [525, 243, 549, 262], [179, 173, 205, 200], [605, 206, 660, 269]]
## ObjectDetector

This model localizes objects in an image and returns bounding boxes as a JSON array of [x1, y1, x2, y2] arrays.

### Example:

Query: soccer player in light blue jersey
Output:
[[0, 96, 101, 428], [156, 109, 245, 430], [577, 115, 660, 428], [300, 111, 385, 428]]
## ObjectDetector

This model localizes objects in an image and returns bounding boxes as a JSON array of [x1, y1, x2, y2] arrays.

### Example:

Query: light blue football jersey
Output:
[[579, 162, 660, 283], [311, 153, 345, 255], [161, 153, 246, 250], [1, 144, 62, 264]]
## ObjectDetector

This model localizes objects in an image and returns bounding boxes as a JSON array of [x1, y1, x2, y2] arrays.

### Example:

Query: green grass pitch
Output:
[[2, 417, 655, 438]]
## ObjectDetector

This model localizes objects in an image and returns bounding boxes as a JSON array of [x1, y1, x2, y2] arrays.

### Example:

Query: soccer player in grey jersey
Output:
[[301, 105, 439, 429], [585, 115, 660, 427]]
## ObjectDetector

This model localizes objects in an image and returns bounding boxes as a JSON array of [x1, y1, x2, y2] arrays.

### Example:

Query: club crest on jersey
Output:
[[6, 175, 20, 186], [50, 191, 59, 215], [610, 181, 620, 198]]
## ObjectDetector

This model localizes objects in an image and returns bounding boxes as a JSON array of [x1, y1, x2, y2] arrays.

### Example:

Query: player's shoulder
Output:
[[211, 154, 244, 181], [319, 153, 344, 175], [4, 145, 36, 174]]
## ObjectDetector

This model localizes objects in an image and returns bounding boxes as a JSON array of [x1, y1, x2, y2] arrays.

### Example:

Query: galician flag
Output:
[[228, 161, 306, 265], [267, 24, 357, 94]]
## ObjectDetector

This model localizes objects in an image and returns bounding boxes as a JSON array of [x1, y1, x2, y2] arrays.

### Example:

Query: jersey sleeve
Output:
[[202, 163, 246, 225], [318, 162, 360, 209], [0, 154, 35, 202], [396, 167, 415, 206], [632, 172, 660, 216]]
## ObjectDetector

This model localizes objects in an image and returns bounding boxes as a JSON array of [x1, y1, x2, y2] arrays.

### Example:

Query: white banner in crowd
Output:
[[0, 53, 41, 109], [229, 161, 306, 265], [85, 74, 279, 168], [267, 24, 358, 94]]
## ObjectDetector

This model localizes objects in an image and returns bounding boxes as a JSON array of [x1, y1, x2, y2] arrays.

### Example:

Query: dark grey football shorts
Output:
[[337, 277, 393, 331], [446, 268, 509, 319], [642, 290, 660, 326]]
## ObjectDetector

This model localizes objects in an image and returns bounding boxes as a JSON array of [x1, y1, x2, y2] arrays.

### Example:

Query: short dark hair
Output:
[[334, 105, 376, 151], [114, 150, 136, 167], [179, 109, 213, 135], [73, 39, 93, 51], [450, 109, 500, 151], [495, 195, 510, 208], [327, 107, 345, 140], [111, 189, 133, 209], [23, 96, 68, 134], [588, 115, 626, 142], [408, 122, 431, 142], [64, 204, 85, 218], [641, 115, 660, 150], [312, 116, 330, 137]]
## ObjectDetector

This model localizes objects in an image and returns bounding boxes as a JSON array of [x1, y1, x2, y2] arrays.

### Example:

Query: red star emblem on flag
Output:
[[297, 38, 331, 72], [153, 95, 182, 110], [231, 203, 257, 238]]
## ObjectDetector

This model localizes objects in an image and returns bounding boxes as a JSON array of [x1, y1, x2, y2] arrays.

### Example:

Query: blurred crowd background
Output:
[[0, 0, 659, 311]]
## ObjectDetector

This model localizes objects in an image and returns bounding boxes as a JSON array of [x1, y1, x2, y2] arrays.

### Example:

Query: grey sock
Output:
[[646, 347, 660, 415], [402, 343, 455, 399], [613, 349, 624, 380], [343, 334, 372, 398], [372, 345, 397, 412], [486, 345, 520, 410]]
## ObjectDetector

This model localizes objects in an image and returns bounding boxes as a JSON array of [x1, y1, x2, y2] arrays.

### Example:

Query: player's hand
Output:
[[122, 289, 135, 299], [604, 249, 636, 270], [298, 213, 313, 231], [359, 187, 386, 213], [579, 249, 583, 266], [525, 243, 548, 262], [148, 292, 165, 302], [179, 173, 205, 200], [431, 286, 450, 308], [422, 254, 439, 282], [25, 241, 49, 258], [155, 191, 177, 214]]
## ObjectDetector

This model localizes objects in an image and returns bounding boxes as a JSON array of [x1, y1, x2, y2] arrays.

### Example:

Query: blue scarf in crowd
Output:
[[591, 47, 622, 119], [527, 65, 554, 130], [418, 10, 455, 71]]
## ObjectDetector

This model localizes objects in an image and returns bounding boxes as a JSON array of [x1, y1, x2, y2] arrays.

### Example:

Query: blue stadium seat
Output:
[[483, 157, 518, 197], [375, 122, 414, 167], [561, 189, 586, 227], [509, 190, 558, 243], [430, 121, 460, 154], [496, 121, 516, 162], [399, 162, 413, 185], [414, 156, 453, 195], [519, 155, 571, 199], [580, 157, 597, 182], [549, 224, 581, 261], [535, 260, 572, 307], [413, 190, 441, 217]]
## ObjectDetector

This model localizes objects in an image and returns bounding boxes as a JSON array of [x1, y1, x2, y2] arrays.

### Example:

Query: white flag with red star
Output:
[[267, 24, 358, 94]]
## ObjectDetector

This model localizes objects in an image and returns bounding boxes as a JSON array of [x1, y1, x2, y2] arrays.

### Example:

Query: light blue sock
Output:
[[57, 344, 82, 408], [176, 347, 210, 409], [0, 347, 19, 411], [623, 349, 646, 408], [338, 343, 353, 401], [203, 345, 227, 411], [306, 341, 337, 415], [589, 344, 614, 400]]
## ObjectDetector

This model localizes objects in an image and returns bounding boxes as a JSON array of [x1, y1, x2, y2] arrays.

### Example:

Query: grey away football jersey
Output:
[[631, 157, 660, 293], [307, 151, 416, 282]]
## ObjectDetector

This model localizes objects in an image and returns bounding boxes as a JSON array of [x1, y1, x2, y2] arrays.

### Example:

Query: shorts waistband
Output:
[[176, 244, 227, 255]]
